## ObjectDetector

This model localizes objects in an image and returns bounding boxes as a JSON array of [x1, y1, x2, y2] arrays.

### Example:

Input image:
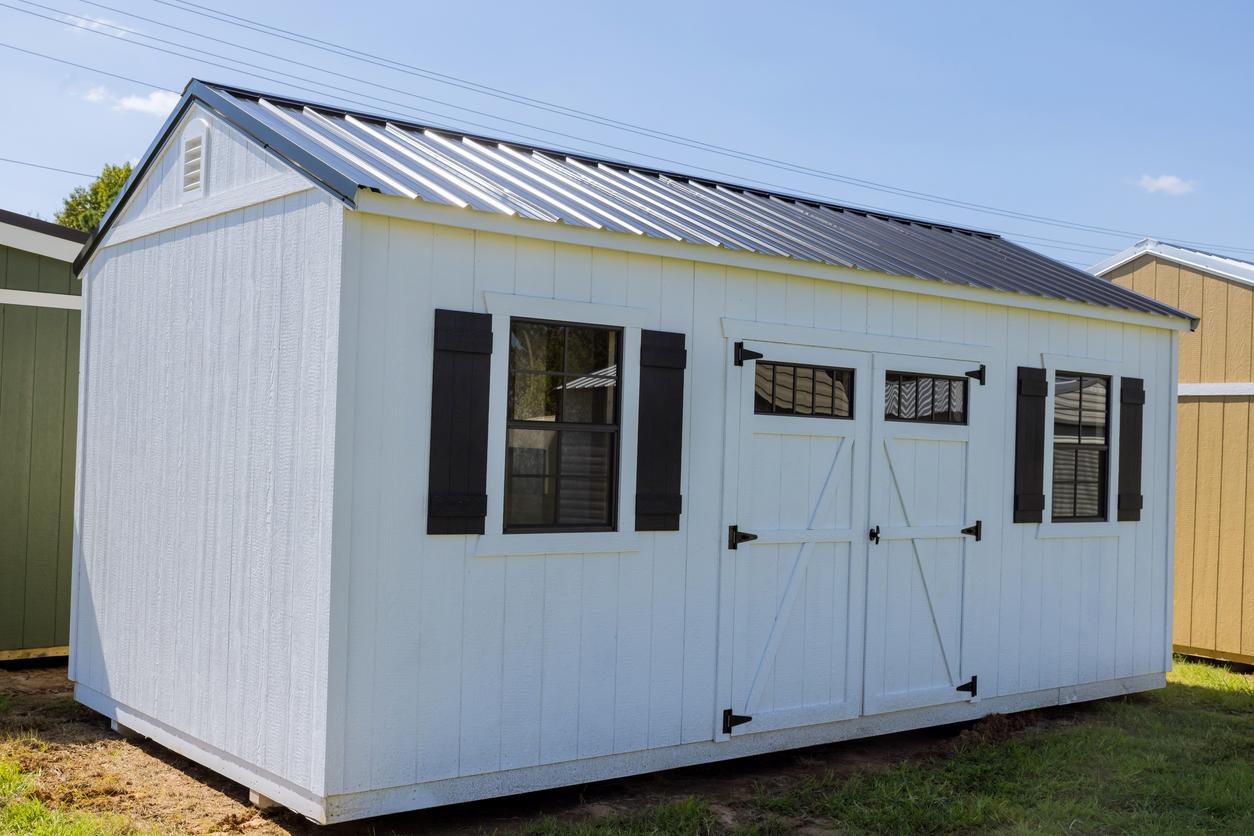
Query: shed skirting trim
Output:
[[1178, 382, 1254, 396], [73, 683, 327, 823], [322, 672, 1164, 823], [0, 288, 82, 310]]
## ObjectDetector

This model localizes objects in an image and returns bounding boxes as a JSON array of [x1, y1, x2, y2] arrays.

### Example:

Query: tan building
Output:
[[1095, 239, 1254, 665]]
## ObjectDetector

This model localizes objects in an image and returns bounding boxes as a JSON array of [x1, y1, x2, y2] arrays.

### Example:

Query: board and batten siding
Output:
[[0, 244, 80, 656], [1109, 254, 1254, 664], [72, 186, 343, 798], [326, 211, 1175, 796]]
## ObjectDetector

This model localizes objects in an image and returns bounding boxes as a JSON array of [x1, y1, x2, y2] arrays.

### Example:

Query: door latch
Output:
[[728, 525, 758, 549], [961, 520, 982, 541], [868, 525, 881, 545], [734, 341, 764, 367], [722, 708, 753, 734]]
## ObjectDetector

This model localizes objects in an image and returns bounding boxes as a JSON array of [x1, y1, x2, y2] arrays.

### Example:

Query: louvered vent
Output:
[[182, 135, 204, 193]]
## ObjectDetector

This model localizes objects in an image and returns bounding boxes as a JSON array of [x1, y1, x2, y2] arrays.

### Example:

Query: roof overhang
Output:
[[0, 208, 86, 262], [1091, 238, 1254, 294], [73, 79, 359, 275]]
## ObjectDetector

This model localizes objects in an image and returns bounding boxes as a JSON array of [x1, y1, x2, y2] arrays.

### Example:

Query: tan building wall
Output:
[[1108, 254, 1254, 664]]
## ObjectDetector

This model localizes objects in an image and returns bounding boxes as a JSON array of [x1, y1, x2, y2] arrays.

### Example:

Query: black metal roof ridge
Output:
[[0, 207, 88, 244]]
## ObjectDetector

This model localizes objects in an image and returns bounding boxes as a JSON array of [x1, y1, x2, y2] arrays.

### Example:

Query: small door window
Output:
[[754, 361, 854, 418], [884, 372, 967, 424]]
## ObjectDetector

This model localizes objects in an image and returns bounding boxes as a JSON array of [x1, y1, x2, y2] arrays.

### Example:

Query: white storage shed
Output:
[[71, 80, 1195, 824]]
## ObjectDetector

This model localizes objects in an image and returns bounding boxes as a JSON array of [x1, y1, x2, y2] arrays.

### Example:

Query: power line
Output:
[[0, 155, 92, 177], [0, 40, 177, 91], [6, 2, 1135, 264], [130, 0, 1254, 256]]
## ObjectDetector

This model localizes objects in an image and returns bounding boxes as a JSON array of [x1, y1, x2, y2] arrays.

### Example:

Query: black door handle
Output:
[[868, 525, 880, 544]]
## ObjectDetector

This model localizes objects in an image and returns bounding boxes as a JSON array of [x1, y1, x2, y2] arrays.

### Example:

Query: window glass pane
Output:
[[1075, 482, 1101, 518], [560, 376, 617, 424], [793, 367, 814, 415], [505, 428, 558, 526], [755, 364, 775, 413], [1080, 376, 1108, 443], [1052, 480, 1075, 519], [558, 432, 613, 526], [510, 321, 564, 372], [566, 327, 617, 374], [884, 373, 964, 424], [754, 363, 853, 418], [509, 373, 561, 422], [1054, 374, 1081, 443]]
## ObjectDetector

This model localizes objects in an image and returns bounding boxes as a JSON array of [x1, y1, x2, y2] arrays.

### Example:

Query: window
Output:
[[884, 372, 967, 424], [1052, 372, 1109, 521], [754, 362, 854, 418], [504, 319, 621, 532]]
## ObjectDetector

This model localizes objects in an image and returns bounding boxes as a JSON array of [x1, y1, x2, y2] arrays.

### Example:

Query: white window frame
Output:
[[475, 292, 655, 557], [1036, 353, 1124, 539]]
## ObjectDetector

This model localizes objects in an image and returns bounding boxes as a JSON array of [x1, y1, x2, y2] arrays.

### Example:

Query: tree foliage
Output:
[[54, 162, 133, 233]]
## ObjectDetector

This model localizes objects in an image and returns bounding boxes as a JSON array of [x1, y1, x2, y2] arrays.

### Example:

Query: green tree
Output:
[[54, 162, 132, 233]]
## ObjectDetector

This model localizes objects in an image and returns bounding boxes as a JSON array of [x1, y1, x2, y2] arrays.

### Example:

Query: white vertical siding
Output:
[[73, 188, 342, 795], [327, 213, 1175, 796]]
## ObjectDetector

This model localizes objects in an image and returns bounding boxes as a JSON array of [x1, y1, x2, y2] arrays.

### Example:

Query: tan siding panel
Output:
[[1177, 268, 1204, 384], [1175, 398, 1198, 646]]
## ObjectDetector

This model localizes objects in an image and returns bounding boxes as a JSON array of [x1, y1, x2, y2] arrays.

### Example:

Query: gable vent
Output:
[[182, 135, 204, 192]]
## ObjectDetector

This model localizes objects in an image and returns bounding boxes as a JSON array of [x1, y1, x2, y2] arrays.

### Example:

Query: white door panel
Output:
[[864, 353, 985, 715], [717, 343, 870, 736]]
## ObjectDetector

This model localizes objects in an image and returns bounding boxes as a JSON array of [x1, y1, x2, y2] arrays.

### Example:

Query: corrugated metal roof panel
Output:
[[1091, 239, 1254, 292], [79, 79, 1196, 325]]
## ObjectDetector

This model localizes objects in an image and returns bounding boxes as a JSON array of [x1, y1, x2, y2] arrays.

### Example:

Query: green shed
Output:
[[0, 209, 85, 661]]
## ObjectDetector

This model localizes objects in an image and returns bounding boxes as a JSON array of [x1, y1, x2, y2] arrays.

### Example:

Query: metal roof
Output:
[[0, 208, 87, 244], [77, 80, 1194, 326], [1091, 238, 1254, 292]]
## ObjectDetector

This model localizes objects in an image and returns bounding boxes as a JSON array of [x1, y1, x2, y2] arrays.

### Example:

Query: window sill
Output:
[[475, 531, 643, 558], [1035, 521, 1123, 540]]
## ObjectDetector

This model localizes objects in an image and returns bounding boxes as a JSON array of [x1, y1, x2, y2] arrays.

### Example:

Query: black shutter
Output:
[[1014, 366, 1048, 523], [1117, 377, 1145, 522], [635, 330, 687, 531], [427, 309, 492, 535]]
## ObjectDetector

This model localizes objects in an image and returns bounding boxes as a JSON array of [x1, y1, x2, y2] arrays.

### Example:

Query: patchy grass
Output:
[[1, 657, 1251, 834], [0, 754, 139, 835]]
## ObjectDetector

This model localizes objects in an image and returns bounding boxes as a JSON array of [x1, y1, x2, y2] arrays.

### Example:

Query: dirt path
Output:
[[0, 661, 1055, 834]]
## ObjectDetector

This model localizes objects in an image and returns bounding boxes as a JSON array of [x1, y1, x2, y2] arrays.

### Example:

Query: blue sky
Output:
[[2, 0, 1251, 268]]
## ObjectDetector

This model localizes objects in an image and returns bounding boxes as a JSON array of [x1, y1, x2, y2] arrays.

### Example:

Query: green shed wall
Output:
[[0, 244, 80, 656]]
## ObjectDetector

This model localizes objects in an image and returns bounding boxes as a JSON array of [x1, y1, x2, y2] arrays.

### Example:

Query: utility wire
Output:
[[134, 0, 1254, 256], [0, 40, 177, 91], [0, 155, 93, 177]]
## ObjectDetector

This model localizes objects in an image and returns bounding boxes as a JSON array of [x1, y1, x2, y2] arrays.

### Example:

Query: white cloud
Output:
[[1137, 174, 1196, 196], [68, 16, 127, 37], [114, 90, 180, 117], [80, 86, 179, 119]]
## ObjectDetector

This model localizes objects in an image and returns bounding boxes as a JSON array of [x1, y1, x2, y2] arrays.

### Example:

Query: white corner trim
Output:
[[482, 291, 655, 328], [0, 223, 82, 262], [0, 288, 82, 310], [1178, 382, 1254, 397], [99, 172, 315, 250], [474, 531, 643, 558]]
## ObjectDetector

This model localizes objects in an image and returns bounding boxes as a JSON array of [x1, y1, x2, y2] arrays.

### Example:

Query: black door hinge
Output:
[[722, 708, 753, 734], [965, 364, 986, 385], [868, 525, 881, 545], [734, 341, 764, 367], [957, 675, 978, 697], [728, 525, 758, 549], [960, 520, 982, 541]]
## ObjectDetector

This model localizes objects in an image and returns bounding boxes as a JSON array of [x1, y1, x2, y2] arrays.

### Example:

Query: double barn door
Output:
[[716, 338, 988, 737]]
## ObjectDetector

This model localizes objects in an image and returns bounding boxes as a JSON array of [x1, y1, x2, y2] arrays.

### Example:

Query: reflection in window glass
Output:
[[884, 372, 967, 424], [754, 362, 853, 418], [1052, 372, 1109, 521], [505, 320, 621, 531]]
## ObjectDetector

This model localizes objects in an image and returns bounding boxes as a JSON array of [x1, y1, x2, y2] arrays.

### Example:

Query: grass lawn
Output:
[[0, 657, 1250, 834], [521, 658, 1254, 835]]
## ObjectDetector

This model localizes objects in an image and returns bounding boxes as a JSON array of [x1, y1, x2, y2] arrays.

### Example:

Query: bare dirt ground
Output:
[[0, 660, 1058, 835]]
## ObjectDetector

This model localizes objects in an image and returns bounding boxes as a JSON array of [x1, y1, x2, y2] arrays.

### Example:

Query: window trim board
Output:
[[482, 294, 644, 548]]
